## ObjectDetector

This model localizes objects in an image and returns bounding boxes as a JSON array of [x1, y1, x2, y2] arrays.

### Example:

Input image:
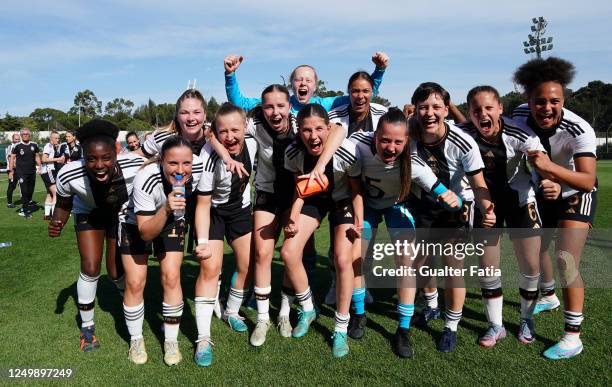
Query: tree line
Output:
[[1, 80, 610, 134]]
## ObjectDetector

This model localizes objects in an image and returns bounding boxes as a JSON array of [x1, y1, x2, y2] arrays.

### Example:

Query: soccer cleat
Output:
[[478, 325, 507, 348], [348, 313, 367, 340], [128, 338, 148, 364], [224, 313, 248, 332], [292, 309, 317, 338], [543, 335, 583, 360], [278, 316, 292, 338], [437, 328, 457, 353], [17, 209, 26, 217], [79, 326, 100, 352], [250, 320, 272, 347], [332, 332, 349, 358], [518, 318, 536, 344], [533, 294, 561, 315], [364, 289, 374, 304], [324, 278, 336, 305], [7, 203, 16, 209], [393, 327, 414, 358], [194, 337, 214, 367], [163, 341, 182, 366], [413, 306, 441, 328]]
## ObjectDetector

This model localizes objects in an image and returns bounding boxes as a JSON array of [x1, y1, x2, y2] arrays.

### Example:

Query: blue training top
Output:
[[225, 67, 386, 115]]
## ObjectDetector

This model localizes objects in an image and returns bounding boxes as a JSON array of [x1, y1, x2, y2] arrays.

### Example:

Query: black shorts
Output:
[[537, 189, 597, 227], [73, 211, 118, 238], [300, 193, 333, 223], [210, 205, 253, 243], [474, 190, 542, 240], [41, 169, 58, 189], [328, 199, 355, 227], [253, 190, 293, 216], [413, 200, 474, 229], [119, 221, 186, 256]]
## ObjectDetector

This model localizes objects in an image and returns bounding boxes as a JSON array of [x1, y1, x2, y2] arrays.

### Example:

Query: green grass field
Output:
[[0, 162, 611, 385]]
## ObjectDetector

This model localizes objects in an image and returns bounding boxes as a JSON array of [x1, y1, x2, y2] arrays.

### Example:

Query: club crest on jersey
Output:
[[427, 155, 439, 175], [30, 146, 35, 152], [483, 150, 496, 170]]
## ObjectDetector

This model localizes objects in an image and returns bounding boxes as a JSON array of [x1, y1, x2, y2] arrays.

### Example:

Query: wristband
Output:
[[431, 181, 448, 196], [197, 238, 209, 245]]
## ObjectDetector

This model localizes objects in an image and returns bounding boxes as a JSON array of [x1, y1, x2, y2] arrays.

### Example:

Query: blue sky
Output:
[[2, 0, 611, 116]]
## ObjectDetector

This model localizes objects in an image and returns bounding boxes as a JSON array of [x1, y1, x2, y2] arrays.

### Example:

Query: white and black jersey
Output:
[[127, 155, 204, 225], [329, 102, 388, 136], [197, 137, 258, 210], [457, 116, 544, 206], [512, 104, 598, 198], [142, 129, 207, 158], [246, 111, 297, 194], [56, 153, 145, 221], [284, 138, 360, 202], [41, 143, 60, 174], [411, 122, 484, 203], [60, 142, 82, 163], [350, 131, 441, 210], [5, 143, 16, 167]]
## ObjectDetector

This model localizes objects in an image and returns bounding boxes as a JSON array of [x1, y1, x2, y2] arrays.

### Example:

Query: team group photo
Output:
[[1, 1, 610, 385]]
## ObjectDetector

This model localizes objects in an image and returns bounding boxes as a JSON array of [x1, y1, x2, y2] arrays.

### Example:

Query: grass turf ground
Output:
[[0, 162, 611, 385]]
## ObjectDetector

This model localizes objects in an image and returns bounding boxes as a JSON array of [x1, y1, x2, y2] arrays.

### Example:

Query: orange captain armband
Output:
[[296, 175, 329, 199]]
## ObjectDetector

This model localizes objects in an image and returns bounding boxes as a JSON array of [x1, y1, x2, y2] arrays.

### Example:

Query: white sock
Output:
[[195, 296, 215, 339], [77, 272, 99, 328], [519, 273, 540, 319], [480, 276, 503, 326], [124, 302, 144, 340], [424, 290, 438, 309], [162, 302, 183, 342], [334, 311, 350, 333], [559, 332, 582, 348], [279, 287, 295, 317], [296, 287, 314, 312], [44, 203, 52, 216], [444, 309, 462, 332], [254, 286, 271, 322], [225, 287, 246, 316]]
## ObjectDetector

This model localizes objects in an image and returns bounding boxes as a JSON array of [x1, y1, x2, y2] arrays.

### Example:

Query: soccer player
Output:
[[237, 84, 299, 346], [458, 86, 545, 348], [192, 103, 257, 366], [409, 82, 495, 353], [5, 133, 20, 208], [324, 71, 388, 305], [10, 128, 41, 217], [125, 131, 141, 152], [139, 89, 209, 158], [48, 120, 144, 352], [120, 136, 203, 365], [512, 57, 597, 359], [41, 131, 63, 220], [282, 103, 363, 357], [137, 89, 239, 315], [59, 130, 83, 164], [349, 108, 461, 358], [223, 52, 389, 115]]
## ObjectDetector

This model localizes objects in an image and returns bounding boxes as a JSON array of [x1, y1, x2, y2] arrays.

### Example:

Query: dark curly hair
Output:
[[513, 57, 575, 96], [76, 119, 119, 154]]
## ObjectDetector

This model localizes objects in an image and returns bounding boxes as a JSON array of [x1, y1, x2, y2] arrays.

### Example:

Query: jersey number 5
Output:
[[364, 176, 384, 199]]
